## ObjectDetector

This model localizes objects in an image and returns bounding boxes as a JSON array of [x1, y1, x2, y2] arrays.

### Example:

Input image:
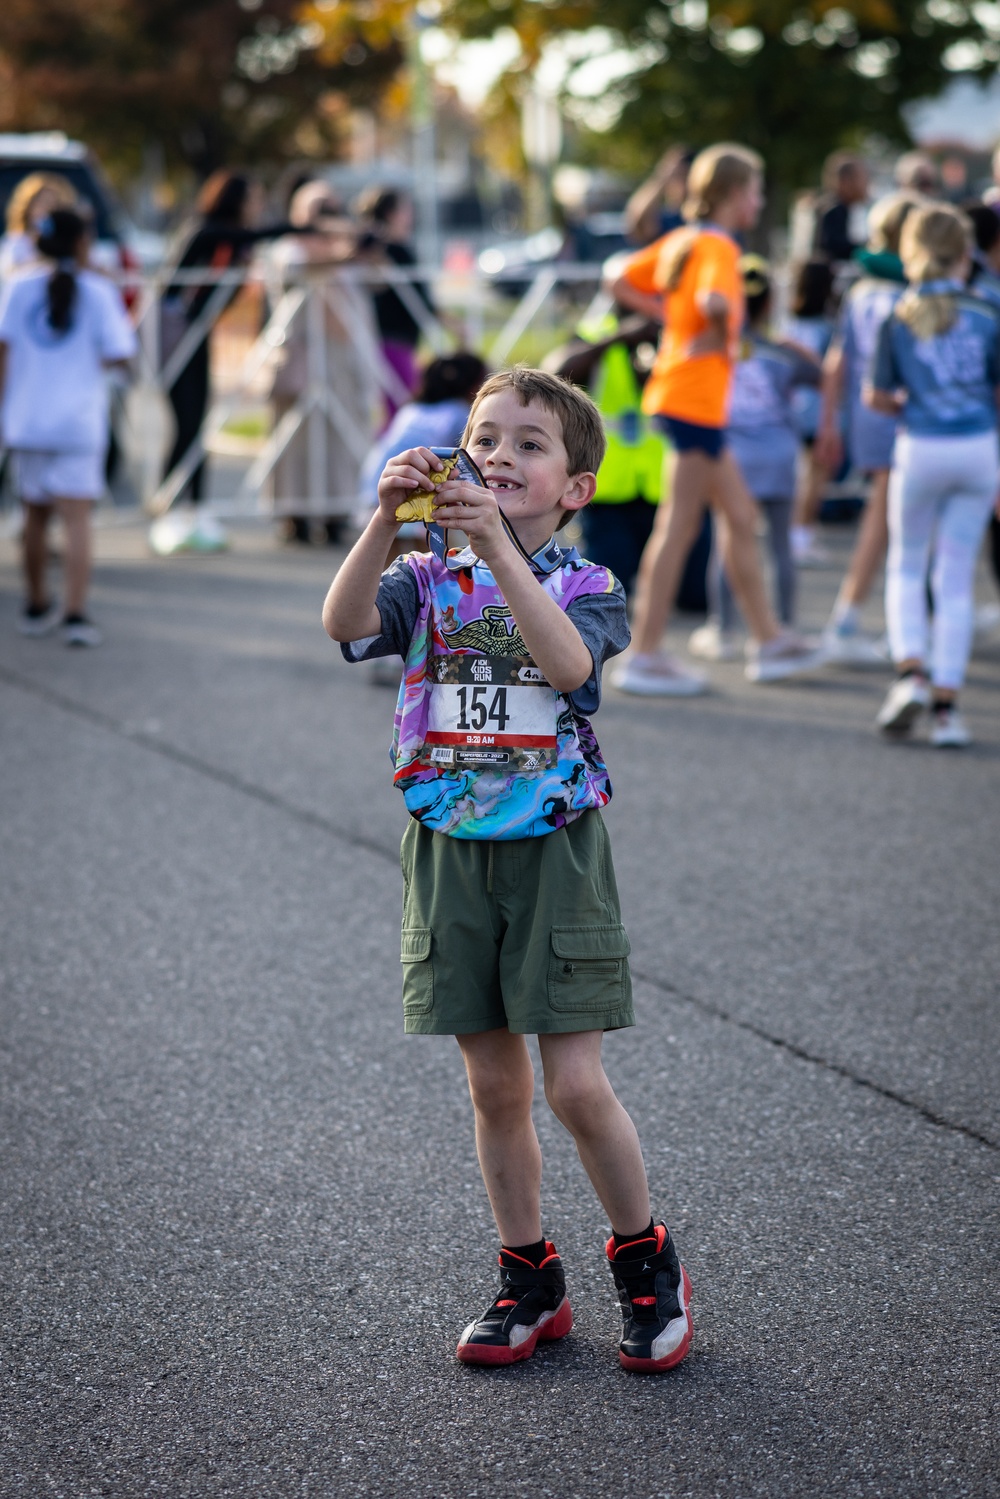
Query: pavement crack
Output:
[[631, 966, 998, 1153], [0, 665, 397, 867], [6, 664, 995, 1154]]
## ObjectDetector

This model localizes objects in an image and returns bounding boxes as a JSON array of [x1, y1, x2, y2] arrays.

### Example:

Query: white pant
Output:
[[885, 431, 998, 689]]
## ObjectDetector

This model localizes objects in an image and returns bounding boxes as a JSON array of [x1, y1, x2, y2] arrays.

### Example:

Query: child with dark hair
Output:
[[0, 208, 136, 645], [359, 351, 489, 511]]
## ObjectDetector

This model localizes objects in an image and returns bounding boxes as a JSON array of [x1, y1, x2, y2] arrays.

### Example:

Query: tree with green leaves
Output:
[[566, 0, 1000, 190]]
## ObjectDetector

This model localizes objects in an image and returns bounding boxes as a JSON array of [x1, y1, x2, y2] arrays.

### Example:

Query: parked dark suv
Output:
[[0, 132, 146, 295]]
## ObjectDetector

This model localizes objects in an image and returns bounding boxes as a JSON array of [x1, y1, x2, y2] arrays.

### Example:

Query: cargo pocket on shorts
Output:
[[547, 925, 630, 1012], [400, 926, 434, 1016]]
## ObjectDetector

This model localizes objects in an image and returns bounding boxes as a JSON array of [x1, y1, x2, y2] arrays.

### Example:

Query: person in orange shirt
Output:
[[608, 144, 823, 693]]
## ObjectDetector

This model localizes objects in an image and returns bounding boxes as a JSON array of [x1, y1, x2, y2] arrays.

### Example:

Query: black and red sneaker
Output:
[[456, 1243, 573, 1366], [607, 1223, 692, 1374]]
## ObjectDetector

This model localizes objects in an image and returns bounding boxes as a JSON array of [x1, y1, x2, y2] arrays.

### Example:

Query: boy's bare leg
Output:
[[629, 451, 712, 656], [457, 1029, 543, 1246], [834, 469, 889, 611], [713, 452, 779, 644], [56, 499, 94, 618], [537, 1031, 651, 1236], [22, 502, 53, 609]]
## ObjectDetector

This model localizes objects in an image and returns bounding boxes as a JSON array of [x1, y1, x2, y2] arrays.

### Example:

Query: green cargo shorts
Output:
[[399, 809, 634, 1035]]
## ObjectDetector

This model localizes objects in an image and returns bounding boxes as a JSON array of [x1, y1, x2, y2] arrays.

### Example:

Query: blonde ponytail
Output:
[[895, 291, 958, 338], [654, 225, 700, 293], [897, 205, 971, 340], [651, 142, 763, 294]]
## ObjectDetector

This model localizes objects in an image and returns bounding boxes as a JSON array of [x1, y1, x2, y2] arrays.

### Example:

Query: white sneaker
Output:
[[929, 705, 971, 748], [745, 630, 825, 683], [688, 621, 738, 662], [793, 537, 833, 569], [612, 652, 708, 697], [822, 620, 890, 667], [61, 615, 103, 648], [16, 602, 61, 637], [876, 674, 930, 735], [149, 508, 228, 556]]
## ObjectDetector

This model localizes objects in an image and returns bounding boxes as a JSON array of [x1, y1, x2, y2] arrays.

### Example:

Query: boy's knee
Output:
[[468, 1064, 533, 1121], [544, 1070, 607, 1131]]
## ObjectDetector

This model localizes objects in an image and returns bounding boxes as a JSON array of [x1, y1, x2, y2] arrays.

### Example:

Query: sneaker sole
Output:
[[456, 1296, 573, 1366], [930, 732, 971, 749], [877, 698, 927, 736], [822, 641, 890, 669], [619, 1267, 693, 1375], [746, 649, 826, 683]]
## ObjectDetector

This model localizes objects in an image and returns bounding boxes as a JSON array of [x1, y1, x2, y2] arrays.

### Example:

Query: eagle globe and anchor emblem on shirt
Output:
[[439, 603, 528, 657]]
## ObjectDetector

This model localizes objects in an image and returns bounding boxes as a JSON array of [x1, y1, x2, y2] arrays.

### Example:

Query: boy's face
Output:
[[465, 390, 594, 551]]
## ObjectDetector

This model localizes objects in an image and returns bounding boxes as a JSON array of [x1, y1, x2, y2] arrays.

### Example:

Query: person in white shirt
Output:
[[0, 208, 137, 645]]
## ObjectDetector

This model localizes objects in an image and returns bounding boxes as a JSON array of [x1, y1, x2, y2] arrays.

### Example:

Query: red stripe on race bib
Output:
[[424, 731, 558, 748]]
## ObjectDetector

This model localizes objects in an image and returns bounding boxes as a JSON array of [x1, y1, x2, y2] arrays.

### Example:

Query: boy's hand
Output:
[[431, 478, 508, 563], [376, 446, 440, 527]]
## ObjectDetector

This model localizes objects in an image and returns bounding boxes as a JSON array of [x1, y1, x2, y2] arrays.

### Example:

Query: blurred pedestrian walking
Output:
[[160, 171, 296, 544], [692, 255, 820, 661], [608, 143, 822, 693], [0, 208, 136, 644], [868, 205, 999, 746], [355, 187, 437, 424], [783, 259, 837, 567], [817, 192, 920, 665], [813, 152, 869, 267], [269, 181, 381, 544]]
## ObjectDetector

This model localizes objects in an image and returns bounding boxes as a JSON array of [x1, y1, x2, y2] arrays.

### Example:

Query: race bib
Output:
[[424, 654, 559, 771]]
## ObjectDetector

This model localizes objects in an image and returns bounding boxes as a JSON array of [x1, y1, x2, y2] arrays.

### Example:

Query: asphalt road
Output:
[[1, 514, 998, 1499]]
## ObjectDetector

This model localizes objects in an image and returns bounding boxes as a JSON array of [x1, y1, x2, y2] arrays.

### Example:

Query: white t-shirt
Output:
[[0, 267, 137, 452]]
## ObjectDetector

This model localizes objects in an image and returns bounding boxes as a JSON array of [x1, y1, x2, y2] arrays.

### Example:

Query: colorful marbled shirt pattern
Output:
[[344, 544, 629, 839]]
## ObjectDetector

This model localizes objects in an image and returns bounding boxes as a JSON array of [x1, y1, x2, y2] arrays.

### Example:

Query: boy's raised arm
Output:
[[322, 446, 434, 642]]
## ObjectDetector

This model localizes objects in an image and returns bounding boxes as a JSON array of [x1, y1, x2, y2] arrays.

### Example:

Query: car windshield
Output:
[[0, 161, 120, 242]]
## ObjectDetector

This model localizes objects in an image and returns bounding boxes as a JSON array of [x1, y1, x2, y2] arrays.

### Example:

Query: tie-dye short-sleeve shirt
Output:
[[342, 542, 629, 840]]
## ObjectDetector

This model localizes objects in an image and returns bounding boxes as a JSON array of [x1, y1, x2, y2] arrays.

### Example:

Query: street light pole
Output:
[[408, 11, 440, 269], [521, 83, 562, 232]]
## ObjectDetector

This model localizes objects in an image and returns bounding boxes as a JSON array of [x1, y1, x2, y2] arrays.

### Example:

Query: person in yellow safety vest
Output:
[[550, 312, 711, 607]]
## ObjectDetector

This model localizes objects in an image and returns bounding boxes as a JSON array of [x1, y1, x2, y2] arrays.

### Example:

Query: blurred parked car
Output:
[[0, 133, 154, 297], [478, 214, 629, 298]]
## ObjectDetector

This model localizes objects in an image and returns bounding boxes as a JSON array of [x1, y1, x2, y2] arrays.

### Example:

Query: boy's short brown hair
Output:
[[462, 366, 606, 477]]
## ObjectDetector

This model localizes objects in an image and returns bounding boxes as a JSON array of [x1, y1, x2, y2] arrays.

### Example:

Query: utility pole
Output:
[[408, 10, 440, 269]]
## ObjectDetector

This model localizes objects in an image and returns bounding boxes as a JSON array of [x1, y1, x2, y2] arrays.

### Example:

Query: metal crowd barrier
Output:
[[120, 259, 610, 519]]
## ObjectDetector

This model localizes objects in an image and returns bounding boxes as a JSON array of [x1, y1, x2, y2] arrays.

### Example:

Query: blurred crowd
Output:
[[1, 144, 999, 743]]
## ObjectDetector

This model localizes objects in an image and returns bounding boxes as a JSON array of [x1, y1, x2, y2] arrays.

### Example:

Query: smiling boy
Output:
[[322, 368, 692, 1373]]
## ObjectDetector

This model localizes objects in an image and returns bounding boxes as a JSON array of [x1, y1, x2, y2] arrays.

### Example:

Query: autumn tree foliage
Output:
[[1, 1, 998, 191], [0, 0, 402, 178]]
